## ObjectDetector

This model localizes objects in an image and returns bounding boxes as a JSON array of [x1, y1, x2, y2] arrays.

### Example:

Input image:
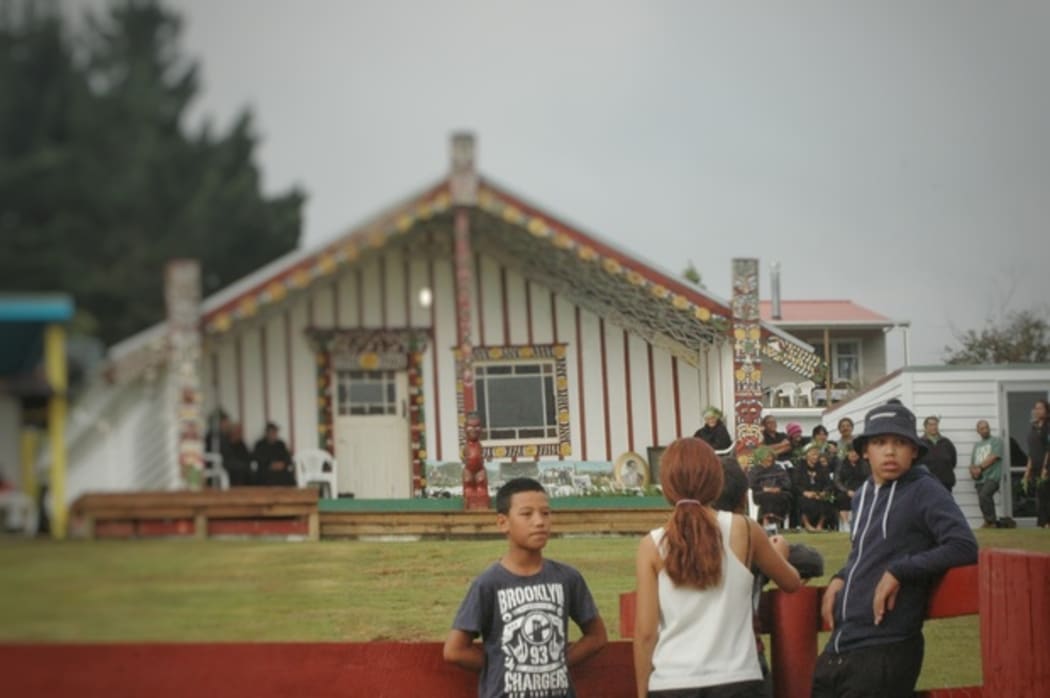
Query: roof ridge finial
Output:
[[450, 131, 477, 206]]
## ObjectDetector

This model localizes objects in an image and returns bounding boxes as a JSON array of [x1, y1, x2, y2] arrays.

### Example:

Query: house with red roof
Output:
[[758, 294, 908, 413]]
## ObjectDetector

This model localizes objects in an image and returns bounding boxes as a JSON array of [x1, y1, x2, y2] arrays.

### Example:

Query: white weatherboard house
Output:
[[822, 363, 1050, 527], [57, 135, 824, 504]]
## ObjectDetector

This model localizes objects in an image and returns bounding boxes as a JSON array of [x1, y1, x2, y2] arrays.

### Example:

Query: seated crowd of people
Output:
[[204, 410, 296, 487], [695, 409, 868, 533]]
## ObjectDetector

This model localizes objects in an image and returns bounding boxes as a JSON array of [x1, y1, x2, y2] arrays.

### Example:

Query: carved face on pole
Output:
[[465, 414, 482, 443]]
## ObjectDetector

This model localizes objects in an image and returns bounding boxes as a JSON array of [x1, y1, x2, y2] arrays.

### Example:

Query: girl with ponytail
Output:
[[633, 438, 801, 698]]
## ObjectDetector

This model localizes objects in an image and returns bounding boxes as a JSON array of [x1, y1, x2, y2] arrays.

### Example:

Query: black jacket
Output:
[[694, 421, 732, 451], [920, 436, 957, 490]]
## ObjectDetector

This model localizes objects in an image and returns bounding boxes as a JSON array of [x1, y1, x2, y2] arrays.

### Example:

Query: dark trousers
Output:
[[811, 635, 923, 698], [1037, 478, 1050, 527], [975, 478, 1000, 524], [754, 492, 791, 523], [649, 680, 767, 698]]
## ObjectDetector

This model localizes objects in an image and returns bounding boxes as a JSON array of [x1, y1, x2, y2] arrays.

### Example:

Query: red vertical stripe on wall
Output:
[[623, 331, 634, 453], [647, 344, 658, 447], [379, 254, 388, 329], [525, 280, 533, 346], [260, 326, 270, 422], [599, 318, 611, 461], [672, 356, 682, 439], [234, 336, 245, 423], [355, 269, 364, 327], [403, 256, 412, 327], [575, 306, 587, 461], [474, 252, 485, 346], [428, 254, 442, 461], [284, 309, 295, 451], [332, 282, 339, 326], [500, 266, 510, 347], [550, 293, 559, 343]]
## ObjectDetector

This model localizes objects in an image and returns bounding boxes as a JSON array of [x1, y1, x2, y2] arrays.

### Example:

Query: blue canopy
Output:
[[0, 294, 74, 379]]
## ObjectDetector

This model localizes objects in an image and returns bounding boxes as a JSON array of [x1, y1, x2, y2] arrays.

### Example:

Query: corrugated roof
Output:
[[759, 300, 893, 325]]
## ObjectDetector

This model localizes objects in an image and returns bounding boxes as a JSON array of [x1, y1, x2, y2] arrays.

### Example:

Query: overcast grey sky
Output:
[[77, 0, 1050, 366]]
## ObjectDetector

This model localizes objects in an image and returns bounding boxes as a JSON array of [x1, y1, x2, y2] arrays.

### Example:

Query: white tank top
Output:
[[648, 509, 761, 691]]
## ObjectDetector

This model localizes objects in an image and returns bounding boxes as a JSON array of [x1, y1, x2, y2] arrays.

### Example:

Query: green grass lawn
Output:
[[1, 529, 1047, 690]]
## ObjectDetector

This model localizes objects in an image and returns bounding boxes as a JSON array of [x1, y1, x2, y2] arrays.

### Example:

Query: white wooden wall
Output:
[[823, 366, 1050, 526], [200, 248, 734, 473], [62, 367, 177, 503]]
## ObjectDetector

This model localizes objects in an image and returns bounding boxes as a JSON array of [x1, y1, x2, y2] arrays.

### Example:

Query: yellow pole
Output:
[[44, 323, 68, 539], [19, 427, 39, 499]]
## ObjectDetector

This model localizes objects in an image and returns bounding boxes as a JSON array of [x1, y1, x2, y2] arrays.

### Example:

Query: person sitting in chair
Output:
[[694, 406, 733, 452], [253, 422, 294, 486]]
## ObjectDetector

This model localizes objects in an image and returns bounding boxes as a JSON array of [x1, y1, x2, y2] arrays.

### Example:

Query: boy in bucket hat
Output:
[[811, 401, 977, 698]]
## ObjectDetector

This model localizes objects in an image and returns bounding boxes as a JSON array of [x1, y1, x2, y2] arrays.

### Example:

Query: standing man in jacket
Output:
[[812, 402, 977, 698], [920, 415, 958, 492]]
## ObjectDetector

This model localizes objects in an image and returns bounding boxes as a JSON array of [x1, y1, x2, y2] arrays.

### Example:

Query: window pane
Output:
[[349, 382, 383, 404], [488, 375, 544, 427], [475, 380, 487, 424], [544, 376, 555, 425], [471, 356, 565, 443]]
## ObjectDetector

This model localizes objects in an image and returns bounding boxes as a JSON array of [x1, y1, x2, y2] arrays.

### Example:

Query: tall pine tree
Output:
[[0, 0, 303, 344]]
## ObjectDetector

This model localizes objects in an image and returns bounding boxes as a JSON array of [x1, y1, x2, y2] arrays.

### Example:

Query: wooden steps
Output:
[[320, 508, 670, 539]]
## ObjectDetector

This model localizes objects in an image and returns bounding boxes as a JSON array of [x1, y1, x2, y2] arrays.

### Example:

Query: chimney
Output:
[[770, 261, 782, 321]]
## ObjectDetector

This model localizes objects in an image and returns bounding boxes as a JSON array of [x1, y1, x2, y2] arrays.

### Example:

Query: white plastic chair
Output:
[[715, 440, 736, 458], [773, 381, 799, 407], [796, 380, 816, 407], [294, 449, 338, 499], [201, 453, 230, 490], [0, 490, 38, 536]]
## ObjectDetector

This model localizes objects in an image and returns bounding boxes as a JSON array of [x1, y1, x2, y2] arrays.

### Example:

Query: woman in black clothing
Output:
[[748, 446, 793, 527], [834, 443, 868, 531], [1025, 399, 1050, 528], [794, 443, 833, 532], [694, 406, 733, 452]]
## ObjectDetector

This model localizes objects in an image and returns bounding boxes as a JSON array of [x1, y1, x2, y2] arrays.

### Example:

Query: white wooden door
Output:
[[333, 369, 411, 498]]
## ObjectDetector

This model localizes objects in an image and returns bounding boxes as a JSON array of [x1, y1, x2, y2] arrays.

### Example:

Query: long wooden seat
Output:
[[71, 487, 320, 540]]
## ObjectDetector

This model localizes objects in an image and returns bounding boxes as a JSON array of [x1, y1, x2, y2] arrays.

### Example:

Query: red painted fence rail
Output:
[[1, 549, 1046, 698], [620, 549, 1050, 698]]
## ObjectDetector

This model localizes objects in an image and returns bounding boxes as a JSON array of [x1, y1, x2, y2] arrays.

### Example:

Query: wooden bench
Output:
[[71, 487, 320, 540]]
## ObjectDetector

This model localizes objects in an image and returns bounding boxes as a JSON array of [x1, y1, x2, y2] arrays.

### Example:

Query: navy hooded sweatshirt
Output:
[[827, 466, 978, 654]]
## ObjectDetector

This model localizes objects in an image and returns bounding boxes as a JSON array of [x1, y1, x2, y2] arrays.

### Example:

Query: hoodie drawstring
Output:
[[852, 481, 869, 543], [881, 480, 897, 539]]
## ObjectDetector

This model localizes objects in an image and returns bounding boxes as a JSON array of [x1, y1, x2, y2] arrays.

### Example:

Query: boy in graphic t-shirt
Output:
[[444, 478, 607, 698]]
